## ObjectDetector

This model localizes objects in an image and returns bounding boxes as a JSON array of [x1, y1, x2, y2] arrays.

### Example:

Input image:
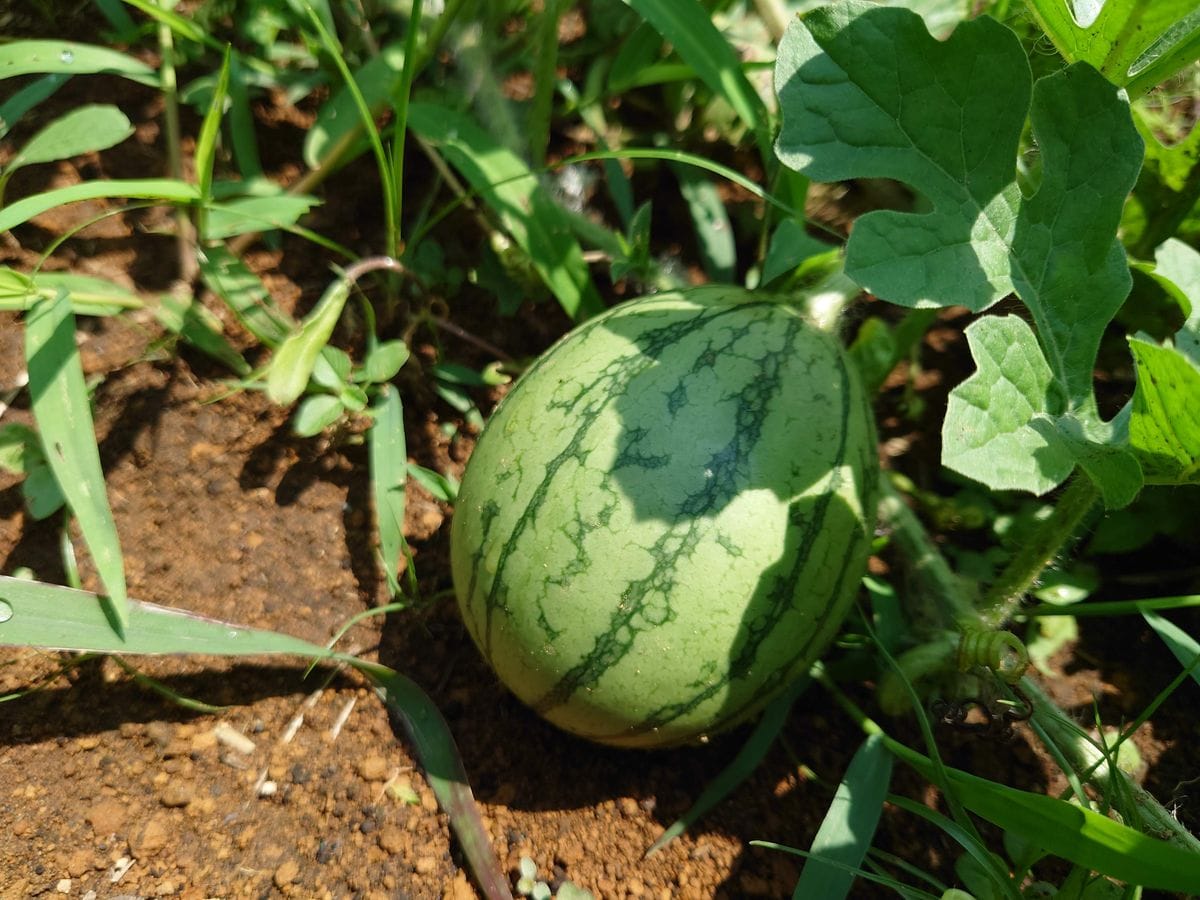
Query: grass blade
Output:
[[408, 101, 604, 321], [0, 576, 512, 899], [0, 73, 69, 141], [646, 674, 809, 856], [358, 661, 515, 900], [886, 736, 1200, 893], [0, 268, 143, 316], [3, 104, 132, 174], [370, 385, 409, 597], [795, 733, 893, 899], [24, 292, 127, 632], [671, 162, 736, 282], [154, 292, 251, 376], [0, 178, 198, 234], [194, 47, 232, 208], [1141, 608, 1200, 688], [196, 244, 293, 347], [621, 0, 768, 150]]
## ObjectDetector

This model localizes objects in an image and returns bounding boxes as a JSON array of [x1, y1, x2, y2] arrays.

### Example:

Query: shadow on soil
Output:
[[0, 660, 351, 745]]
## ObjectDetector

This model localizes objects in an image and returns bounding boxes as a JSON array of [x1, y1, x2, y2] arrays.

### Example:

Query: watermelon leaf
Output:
[[775, 2, 1144, 506]]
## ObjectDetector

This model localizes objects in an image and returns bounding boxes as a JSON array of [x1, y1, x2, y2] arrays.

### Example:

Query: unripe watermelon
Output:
[[451, 287, 878, 748]]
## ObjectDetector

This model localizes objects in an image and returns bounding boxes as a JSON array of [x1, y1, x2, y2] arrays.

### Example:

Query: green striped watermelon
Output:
[[451, 287, 878, 748]]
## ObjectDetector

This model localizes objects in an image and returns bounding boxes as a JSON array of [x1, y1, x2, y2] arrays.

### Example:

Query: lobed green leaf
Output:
[[776, 2, 1145, 503]]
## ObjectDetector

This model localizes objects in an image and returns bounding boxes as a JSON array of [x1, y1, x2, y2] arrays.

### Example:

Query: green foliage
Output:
[[2, 0, 1199, 896], [777, 2, 1148, 509]]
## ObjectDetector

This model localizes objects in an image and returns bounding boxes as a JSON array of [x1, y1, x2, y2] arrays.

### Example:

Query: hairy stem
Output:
[[878, 479, 982, 634], [979, 475, 1099, 628]]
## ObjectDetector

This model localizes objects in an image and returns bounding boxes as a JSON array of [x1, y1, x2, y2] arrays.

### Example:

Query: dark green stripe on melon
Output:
[[451, 287, 877, 748]]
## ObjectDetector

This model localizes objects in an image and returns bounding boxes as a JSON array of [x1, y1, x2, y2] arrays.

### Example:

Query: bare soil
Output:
[[1, 35, 1198, 900]]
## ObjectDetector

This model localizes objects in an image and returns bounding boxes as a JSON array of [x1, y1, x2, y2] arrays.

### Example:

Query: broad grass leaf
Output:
[[0, 41, 157, 85], [0, 179, 199, 234], [0, 73, 68, 141], [24, 291, 128, 631], [370, 386, 408, 598], [889, 739, 1200, 893], [671, 163, 735, 283], [1141, 609, 1200, 689], [304, 42, 405, 169], [154, 293, 251, 377], [0, 269, 141, 317], [794, 733, 893, 899], [0, 577, 513, 899], [621, 0, 768, 146], [197, 244, 293, 347], [2, 104, 132, 173], [204, 195, 321, 239]]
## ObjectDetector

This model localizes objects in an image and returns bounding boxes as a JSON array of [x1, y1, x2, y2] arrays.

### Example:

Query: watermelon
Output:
[[450, 287, 878, 748]]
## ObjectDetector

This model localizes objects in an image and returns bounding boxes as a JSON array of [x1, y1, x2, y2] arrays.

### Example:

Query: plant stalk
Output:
[[978, 474, 1100, 628], [878, 479, 982, 634], [156, 1, 197, 288], [885, 479, 1200, 852], [1021, 677, 1200, 853]]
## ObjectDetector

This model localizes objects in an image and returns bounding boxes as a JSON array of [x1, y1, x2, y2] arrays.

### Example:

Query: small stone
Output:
[[274, 859, 300, 889], [55, 879, 71, 894], [258, 780, 278, 798], [160, 781, 194, 808], [75, 735, 101, 751], [212, 723, 256, 755], [619, 797, 639, 817], [86, 799, 127, 837], [377, 826, 406, 855], [357, 755, 389, 781]]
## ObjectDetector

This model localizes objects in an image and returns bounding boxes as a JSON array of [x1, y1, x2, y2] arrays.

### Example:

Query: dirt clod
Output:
[[130, 813, 173, 859], [86, 799, 128, 837], [357, 754, 390, 781], [273, 858, 300, 889], [159, 781, 195, 808]]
